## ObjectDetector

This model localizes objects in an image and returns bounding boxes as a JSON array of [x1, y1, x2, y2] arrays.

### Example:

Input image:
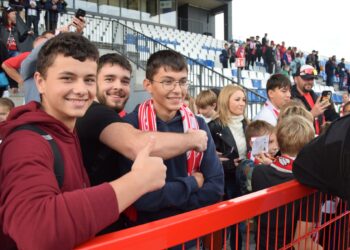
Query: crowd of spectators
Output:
[[221, 33, 350, 93], [0, 10, 349, 250], [6, 0, 67, 32]]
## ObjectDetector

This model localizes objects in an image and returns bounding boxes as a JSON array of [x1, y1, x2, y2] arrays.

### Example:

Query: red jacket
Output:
[[0, 102, 119, 250]]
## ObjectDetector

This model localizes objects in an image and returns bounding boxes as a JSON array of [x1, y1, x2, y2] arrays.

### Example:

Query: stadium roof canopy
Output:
[[178, 0, 231, 10]]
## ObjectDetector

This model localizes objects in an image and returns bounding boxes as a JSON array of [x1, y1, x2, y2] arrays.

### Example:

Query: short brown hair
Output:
[[146, 50, 187, 80], [195, 90, 217, 109], [97, 53, 132, 74], [245, 120, 274, 145], [277, 115, 314, 156], [278, 101, 313, 124], [0, 98, 15, 110], [37, 33, 99, 78]]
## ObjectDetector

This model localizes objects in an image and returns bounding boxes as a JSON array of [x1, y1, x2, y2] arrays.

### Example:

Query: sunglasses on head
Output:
[[301, 68, 317, 76]]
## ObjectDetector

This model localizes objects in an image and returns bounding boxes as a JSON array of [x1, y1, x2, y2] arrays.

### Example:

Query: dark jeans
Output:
[[222, 60, 228, 68], [339, 75, 345, 90], [45, 13, 58, 31], [225, 176, 243, 250], [26, 15, 39, 36], [266, 62, 274, 74], [326, 75, 333, 86]]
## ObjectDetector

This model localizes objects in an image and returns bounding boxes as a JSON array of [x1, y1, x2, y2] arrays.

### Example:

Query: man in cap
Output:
[[292, 65, 339, 134]]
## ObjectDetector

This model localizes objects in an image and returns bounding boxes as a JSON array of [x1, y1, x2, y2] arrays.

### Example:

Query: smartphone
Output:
[[75, 9, 86, 19], [321, 90, 332, 103]]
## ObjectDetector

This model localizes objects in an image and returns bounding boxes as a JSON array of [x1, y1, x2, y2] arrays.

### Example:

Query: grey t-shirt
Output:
[[20, 41, 46, 103]]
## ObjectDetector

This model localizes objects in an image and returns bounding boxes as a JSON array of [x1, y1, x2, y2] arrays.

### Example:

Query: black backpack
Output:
[[12, 124, 64, 188], [293, 115, 350, 202]]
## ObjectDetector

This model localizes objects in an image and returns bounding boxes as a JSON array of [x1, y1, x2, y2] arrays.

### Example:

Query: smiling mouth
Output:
[[66, 98, 89, 105]]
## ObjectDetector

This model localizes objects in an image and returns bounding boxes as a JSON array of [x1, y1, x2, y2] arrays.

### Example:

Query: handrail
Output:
[[111, 19, 266, 100], [60, 12, 266, 105], [76, 180, 316, 250]]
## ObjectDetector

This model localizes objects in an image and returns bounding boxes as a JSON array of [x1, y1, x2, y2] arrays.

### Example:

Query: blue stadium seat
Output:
[[187, 59, 194, 65], [257, 89, 267, 99], [125, 34, 137, 44], [205, 60, 214, 68], [252, 79, 262, 89], [232, 69, 238, 77], [197, 59, 206, 66], [138, 46, 150, 52]]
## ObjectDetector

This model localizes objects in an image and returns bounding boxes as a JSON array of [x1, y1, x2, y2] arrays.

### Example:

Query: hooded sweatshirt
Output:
[[0, 102, 119, 250]]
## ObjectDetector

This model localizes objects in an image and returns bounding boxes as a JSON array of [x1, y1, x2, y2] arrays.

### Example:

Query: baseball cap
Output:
[[295, 65, 318, 80], [6, 6, 16, 13]]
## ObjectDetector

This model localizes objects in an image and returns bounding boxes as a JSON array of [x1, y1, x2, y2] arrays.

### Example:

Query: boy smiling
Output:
[[0, 33, 166, 250], [123, 50, 224, 232]]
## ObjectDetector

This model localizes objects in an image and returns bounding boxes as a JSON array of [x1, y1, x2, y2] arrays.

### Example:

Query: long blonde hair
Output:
[[217, 84, 247, 126]]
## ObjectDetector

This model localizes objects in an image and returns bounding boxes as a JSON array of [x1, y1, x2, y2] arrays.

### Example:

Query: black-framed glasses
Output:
[[149, 79, 190, 91]]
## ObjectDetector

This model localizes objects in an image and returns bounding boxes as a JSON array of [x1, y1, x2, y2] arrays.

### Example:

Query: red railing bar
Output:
[[76, 180, 315, 250]]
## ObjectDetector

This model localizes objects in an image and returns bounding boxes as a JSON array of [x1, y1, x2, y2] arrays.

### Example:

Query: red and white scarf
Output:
[[270, 155, 295, 173], [264, 100, 279, 120], [138, 99, 203, 175]]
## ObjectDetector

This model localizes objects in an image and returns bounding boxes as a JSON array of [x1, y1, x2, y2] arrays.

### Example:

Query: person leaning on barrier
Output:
[[76, 53, 209, 234], [252, 115, 322, 250], [293, 113, 350, 205], [0, 33, 167, 250], [208, 84, 249, 250], [121, 50, 224, 249]]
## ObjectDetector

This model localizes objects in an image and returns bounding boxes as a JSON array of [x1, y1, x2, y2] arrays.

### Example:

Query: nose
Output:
[[73, 78, 89, 95], [112, 79, 122, 89], [171, 82, 182, 93]]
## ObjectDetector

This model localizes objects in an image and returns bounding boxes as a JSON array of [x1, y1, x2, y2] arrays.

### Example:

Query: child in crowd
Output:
[[253, 73, 291, 126], [252, 115, 321, 249], [184, 93, 197, 114], [195, 89, 218, 123], [0, 97, 14, 122], [236, 120, 279, 194], [342, 101, 350, 116], [281, 64, 290, 77], [278, 100, 314, 124]]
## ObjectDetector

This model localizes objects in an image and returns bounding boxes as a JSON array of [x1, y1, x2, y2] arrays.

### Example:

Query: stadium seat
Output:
[[252, 79, 262, 89], [241, 70, 249, 79]]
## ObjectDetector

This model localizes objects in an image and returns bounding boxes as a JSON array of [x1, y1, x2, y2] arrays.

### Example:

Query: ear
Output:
[[143, 78, 152, 93], [212, 103, 217, 109], [267, 89, 274, 100], [34, 71, 45, 94]]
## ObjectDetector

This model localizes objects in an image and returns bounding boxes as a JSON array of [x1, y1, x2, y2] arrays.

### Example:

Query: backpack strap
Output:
[[13, 124, 64, 188]]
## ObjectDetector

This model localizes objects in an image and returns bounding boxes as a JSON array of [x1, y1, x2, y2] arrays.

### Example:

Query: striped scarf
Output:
[[138, 99, 203, 175]]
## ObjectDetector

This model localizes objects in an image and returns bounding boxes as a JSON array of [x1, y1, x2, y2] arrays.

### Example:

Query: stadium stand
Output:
[[1, 1, 349, 249], [53, 12, 345, 110]]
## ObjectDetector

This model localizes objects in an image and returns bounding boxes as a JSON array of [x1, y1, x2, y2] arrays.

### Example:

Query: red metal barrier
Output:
[[76, 180, 350, 250]]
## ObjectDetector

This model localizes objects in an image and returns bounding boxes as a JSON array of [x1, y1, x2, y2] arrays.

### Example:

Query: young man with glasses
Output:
[[76, 53, 210, 233], [292, 64, 339, 134], [121, 50, 224, 242]]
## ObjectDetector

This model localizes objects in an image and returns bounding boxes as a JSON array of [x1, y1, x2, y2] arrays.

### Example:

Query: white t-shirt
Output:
[[253, 101, 279, 126]]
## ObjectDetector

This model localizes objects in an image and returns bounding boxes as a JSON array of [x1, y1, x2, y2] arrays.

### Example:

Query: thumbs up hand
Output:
[[131, 136, 166, 193]]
